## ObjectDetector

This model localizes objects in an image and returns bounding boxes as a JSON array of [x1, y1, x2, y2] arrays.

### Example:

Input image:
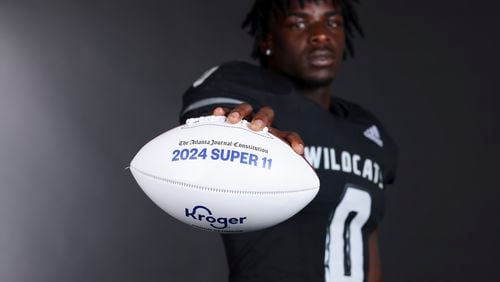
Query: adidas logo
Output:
[[364, 125, 384, 147]]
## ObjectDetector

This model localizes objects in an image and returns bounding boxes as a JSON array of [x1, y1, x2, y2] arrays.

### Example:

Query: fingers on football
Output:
[[227, 103, 253, 124], [212, 107, 229, 116], [250, 106, 274, 131], [269, 128, 304, 155]]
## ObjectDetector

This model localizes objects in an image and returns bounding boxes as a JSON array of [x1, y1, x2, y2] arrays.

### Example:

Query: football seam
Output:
[[130, 166, 318, 195]]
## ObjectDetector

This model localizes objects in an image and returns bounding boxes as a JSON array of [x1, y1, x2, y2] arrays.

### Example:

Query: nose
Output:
[[309, 24, 331, 45]]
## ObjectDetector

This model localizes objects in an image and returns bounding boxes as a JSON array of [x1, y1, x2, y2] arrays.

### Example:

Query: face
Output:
[[262, 0, 345, 86]]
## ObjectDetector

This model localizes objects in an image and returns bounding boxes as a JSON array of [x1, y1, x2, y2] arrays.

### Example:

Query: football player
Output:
[[181, 1, 397, 281]]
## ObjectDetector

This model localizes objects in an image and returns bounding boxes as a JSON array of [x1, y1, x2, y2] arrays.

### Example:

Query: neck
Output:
[[295, 82, 332, 110], [264, 65, 333, 110]]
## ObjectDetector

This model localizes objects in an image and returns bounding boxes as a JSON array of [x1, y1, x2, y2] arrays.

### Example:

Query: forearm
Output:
[[368, 230, 382, 282]]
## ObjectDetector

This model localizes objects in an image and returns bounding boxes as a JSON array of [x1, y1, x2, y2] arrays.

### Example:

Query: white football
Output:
[[130, 115, 319, 233]]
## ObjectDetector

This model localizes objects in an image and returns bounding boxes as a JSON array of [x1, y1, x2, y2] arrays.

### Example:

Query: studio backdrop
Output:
[[0, 0, 498, 281]]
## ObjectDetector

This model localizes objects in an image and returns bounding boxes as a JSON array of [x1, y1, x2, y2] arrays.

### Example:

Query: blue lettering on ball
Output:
[[184, 205, 247, 229], [230, 150, 240, 162], [176, 148, 264, 169], [240, 152, 249, 164], [220, 149, 230, 161], [211, 148, 220, 160], [248, 153, 258, 166], [209, 148, 259, 166]]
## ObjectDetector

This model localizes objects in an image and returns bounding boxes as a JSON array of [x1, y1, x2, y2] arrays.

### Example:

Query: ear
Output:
[[259, 33, 273, 56]]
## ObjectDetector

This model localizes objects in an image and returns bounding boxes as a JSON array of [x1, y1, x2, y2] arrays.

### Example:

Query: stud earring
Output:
[[265, 49, 272, 56]]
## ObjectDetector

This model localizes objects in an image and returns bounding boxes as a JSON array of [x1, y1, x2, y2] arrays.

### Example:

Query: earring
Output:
[[265, 49, 272, 56]]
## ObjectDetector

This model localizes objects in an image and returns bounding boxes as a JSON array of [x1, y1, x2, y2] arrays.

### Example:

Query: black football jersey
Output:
[[180, 62, 398, 282]]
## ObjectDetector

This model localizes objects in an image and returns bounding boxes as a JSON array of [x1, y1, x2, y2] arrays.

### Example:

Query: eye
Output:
[[327, 19, 343, 29], [285, 17, 307, 30], [287, 20, 306, 30], [294, 22, 306, 29]]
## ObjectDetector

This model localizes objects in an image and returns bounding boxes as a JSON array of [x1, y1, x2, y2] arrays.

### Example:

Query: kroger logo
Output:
[[184, 205, 247, 229]]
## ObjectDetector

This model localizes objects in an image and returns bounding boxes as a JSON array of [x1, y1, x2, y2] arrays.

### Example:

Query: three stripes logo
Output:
[[363, 125, 384, 147]]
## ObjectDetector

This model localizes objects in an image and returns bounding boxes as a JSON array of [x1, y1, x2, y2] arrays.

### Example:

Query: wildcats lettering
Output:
[[304, 146, 384, 189]]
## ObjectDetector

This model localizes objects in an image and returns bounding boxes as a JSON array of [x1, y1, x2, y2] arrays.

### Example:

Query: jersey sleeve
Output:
[[179, 61, 295, 123]]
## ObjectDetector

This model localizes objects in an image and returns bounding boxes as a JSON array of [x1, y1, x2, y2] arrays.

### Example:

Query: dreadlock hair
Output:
[[242, 0, 364, 65]]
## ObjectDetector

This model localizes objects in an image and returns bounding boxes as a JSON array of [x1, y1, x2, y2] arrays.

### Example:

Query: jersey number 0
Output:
[[324, 186, 372, 282]]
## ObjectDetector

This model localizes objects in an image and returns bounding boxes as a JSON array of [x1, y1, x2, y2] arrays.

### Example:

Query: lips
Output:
[[307, 49, 336, 67]]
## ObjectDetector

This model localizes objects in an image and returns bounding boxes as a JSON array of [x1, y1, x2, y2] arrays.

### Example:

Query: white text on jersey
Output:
[[304, 146, 384, 189]]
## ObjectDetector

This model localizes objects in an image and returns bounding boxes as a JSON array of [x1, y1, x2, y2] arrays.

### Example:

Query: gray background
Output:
[[1, 0, 499, 281]]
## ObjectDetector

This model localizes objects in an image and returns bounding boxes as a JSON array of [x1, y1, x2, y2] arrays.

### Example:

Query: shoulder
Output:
[[333, 97, 392, 140], [180, 61, 295, 122], [334, 97, 399, 184], [331, 97, 378, 124]]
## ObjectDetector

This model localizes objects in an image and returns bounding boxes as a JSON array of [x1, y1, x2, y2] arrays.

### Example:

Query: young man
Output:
[[180, 1, 397, 281]]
